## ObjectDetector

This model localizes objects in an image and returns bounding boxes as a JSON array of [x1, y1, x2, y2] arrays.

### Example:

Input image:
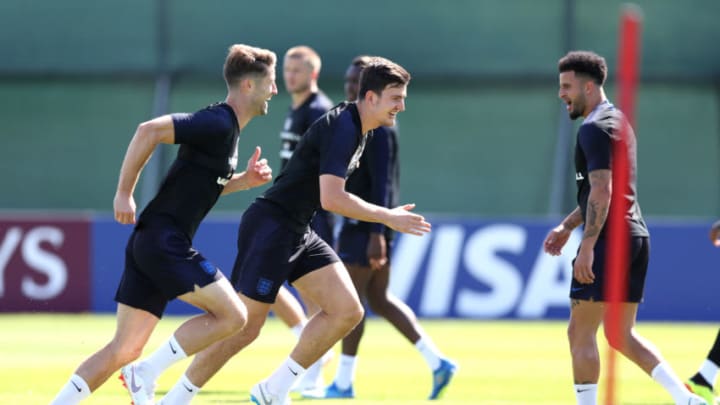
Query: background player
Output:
[[49, 43, 277, 405], [685, 219, 720, 405], [278, 45, 335, 245]]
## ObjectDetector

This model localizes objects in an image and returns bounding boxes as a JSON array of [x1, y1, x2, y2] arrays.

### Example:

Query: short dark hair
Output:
[[558, 50, 607, 85], [358, 57, 411, 99], [350, 55, 373, 70], [223, 44, 277, 87]]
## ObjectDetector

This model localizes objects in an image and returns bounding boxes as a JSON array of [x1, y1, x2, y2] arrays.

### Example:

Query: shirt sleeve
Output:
[[578, 123, 611, 172], [171, 108, 233, 147], [366, 128, 393, 233], [319, 114, 358, 178]]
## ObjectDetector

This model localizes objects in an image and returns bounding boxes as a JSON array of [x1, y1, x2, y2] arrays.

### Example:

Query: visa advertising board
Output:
[[1, 215, 717, 321]]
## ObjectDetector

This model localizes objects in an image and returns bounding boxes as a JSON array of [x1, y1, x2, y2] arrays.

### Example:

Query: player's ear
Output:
[[241, 76, 254, 92], [364, 90, 378, 105]]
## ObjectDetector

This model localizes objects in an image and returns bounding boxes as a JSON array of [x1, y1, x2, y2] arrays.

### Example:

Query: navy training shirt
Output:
[[261, 102, 369, 230], [138, 102, 239, 239], [574, 101, 648, 238], [279, 91, 334, 169], [344, 125, 399, 238]]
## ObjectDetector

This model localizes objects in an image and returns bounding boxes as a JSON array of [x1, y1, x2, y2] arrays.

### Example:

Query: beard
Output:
[[568, 98, 585, 120]]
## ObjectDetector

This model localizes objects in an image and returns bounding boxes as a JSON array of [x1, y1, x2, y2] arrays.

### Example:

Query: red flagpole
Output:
[[604, 5, 642, 405]]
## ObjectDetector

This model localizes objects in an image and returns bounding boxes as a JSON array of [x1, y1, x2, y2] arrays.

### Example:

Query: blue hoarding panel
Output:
[[90, 216, 720, 321]]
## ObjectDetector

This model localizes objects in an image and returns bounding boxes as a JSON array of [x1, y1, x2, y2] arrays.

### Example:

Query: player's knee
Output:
[[603, 328, 630, 352], [109, 340, 144, 366], [228, 303, 248, 331], [367, 297, 389, 317], [342, 302, 364, 331], [239, 318, 264, 343], [329, 300, 364, 333], [213, 299, 248, 335], [567, 323, 594, 348]]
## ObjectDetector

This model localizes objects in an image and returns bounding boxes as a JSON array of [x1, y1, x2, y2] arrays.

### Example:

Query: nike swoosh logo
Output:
[[169, 341, 177, 354], [71, 381, 82, 392], [183, 383, 194, 393], [130, 367, 142, 393], [571, 287, 584, 292], [576, 388, 590, 393], [288, 366, 298, 376]]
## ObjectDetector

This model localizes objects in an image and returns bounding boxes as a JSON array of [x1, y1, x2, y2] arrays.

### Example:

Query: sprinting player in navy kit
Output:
[[685, 220, 720, 405], [317, 55, 456, 401], [542, 50, 706, 405], [149, 56, 430, 405], [49, 44, 277, 405]]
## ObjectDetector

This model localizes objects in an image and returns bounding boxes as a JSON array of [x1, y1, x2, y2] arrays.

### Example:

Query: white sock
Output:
[[291, 322, 306, 339], [159, 374, 199, 405], [266, 357, 306, 398], [415, 336, 442, 370], [299, 359, 325, 390], [651, 362, 694, 404], [573, 383, 597, 405], [334, 354, 357, 390], [142, 334, 188, 381], [699, 359, 720, 387], [50, 374, 91, 405]]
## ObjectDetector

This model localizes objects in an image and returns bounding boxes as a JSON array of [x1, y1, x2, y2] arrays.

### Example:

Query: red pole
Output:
[[604, 5, 642, 405]]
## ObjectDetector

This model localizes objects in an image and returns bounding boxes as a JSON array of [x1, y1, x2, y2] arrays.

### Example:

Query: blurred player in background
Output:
[[278, 45, 335, 245], [543, 50, 706, 405], [311, 55, 456, 401], [147, 56, 429, 405], [685, 220, 720, 405], [49, 43, 276, 405], [270, 45, 336, 393]]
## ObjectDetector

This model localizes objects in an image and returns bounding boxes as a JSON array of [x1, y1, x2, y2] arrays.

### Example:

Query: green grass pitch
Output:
[[0, 314, 715, 404]]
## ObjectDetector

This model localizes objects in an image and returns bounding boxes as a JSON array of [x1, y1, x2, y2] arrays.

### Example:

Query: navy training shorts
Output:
[[115, 221, 223, 318], [231, 200, 340, 303], [569, 236, 649, 303]]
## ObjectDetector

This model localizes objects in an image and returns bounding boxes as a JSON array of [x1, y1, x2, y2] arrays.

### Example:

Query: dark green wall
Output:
[[2, 0, 717, 77], [1, 1, 718, 217]]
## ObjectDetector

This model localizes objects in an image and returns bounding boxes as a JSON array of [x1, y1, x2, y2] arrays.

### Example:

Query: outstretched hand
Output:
[[385, 204, 431, 236], [244, 146, 272, 189]]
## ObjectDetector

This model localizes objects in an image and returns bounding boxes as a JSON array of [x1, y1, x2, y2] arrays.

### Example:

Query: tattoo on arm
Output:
[[583, 200, 607, 239], [583, 170, 611, 240], [562, 207, 584, 230]]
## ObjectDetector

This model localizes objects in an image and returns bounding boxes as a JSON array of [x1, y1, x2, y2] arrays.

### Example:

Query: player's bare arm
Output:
[[319, 174, 431, 236], [544, 206, 583, 256], [221, 146, 272, 195], [113, 115, 175, 225], [574, 169, 611, 284]]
